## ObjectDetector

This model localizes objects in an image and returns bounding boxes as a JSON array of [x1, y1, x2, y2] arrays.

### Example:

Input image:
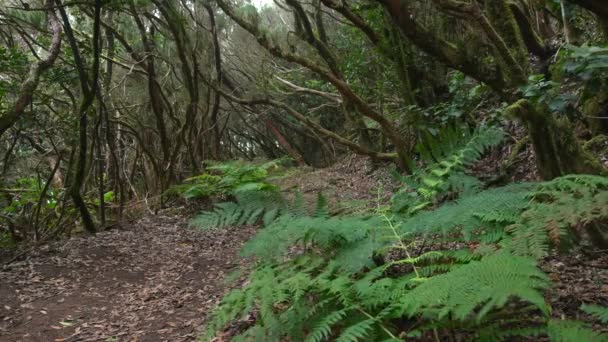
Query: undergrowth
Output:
[[189, 142, 608, 341], [165, 158, 290, 201]]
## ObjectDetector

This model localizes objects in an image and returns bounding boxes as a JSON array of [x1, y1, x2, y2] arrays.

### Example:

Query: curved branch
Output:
[[216, 0, 411, 171], [321, 0, 380, 45], [217, 87, 397, 162], [430, 0, 525, 83], [378, 0, 508, 92], [0, 0, 62, 139]]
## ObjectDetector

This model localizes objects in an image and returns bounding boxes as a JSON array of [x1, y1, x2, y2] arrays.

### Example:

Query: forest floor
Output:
[[1, 156, 607, 341], [0, 156, 395, 342], [0, 215, 256, 342]]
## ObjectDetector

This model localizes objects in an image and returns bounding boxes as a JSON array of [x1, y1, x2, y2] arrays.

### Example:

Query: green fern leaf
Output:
[[336, 318, 376, 342], [306, 308, 349, 342], [395, 253, 550, 321], [547, 319, 608, 342], [581, 304, 608, 324]]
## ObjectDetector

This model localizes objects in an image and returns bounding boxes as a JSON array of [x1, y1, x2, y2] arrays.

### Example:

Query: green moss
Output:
[[485, 0, 528, 66], [507, 99, 606, 180]]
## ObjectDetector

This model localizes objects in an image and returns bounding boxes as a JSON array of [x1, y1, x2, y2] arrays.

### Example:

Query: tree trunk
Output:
[[265, 119, 307, 166], [58, 0, 102, 234], [506, 100, 606, 180], [205, 4, 224, 160], [70, 101, 97, 234]]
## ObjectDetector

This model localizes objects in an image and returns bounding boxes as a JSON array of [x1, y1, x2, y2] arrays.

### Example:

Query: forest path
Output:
[[0, 157, 397, 342], [0, 214, 256, 342]]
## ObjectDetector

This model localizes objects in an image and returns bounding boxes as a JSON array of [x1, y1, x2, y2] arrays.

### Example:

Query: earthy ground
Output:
[[0, 215, 255, 342]]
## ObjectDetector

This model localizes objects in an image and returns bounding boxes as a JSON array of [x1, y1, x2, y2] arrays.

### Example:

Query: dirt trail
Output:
[[0, 157, 394, 342], [0, 214, 255, 342]]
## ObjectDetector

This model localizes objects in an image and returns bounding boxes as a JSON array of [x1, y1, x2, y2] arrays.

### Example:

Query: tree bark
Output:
[[0, 0, 62, 140], [57, 0, 102, 234], [265, 119, 307, 166], [506, 100, 606, 180]]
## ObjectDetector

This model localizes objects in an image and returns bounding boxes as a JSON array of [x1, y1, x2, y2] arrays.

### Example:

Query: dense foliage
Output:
[[197, 166, 608, 341]]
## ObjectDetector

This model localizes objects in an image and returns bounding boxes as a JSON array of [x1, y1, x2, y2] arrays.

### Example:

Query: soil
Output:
[[0, 214, 255, 342]]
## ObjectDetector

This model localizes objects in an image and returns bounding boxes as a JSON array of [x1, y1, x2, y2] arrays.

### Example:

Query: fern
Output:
[[203, 174, 608, 341], [164, 174, 223, 200], [242, 214, 381, 271], [392, 125, 506, 214], [169, 159, 290, 201], [289, 191, 308, 217], [582, 304, 608, 324], [314, 192, 330, 218], [393, 253, 550, 322], [336, 318, 376, 342], [191, 186, 331, 231], [506, 175, 608, 258], [547, 319, 608, 342], [190, 188, 285, 229], [400, 182, 534, 242], [398, 174, 608, 258], [306, 308, 349, 342]]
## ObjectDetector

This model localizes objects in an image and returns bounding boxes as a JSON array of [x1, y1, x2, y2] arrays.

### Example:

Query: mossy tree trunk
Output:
[[58, 0, 102, 234], [506, 100, 606, 180]]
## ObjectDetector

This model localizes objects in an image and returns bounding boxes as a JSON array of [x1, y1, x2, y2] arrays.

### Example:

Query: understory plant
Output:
[[185, 127, 608, 342], [166, 158, 291, 201], [198, 168, 608, 341], [1, 177, 59, 243], [391, 124, 505, 214]]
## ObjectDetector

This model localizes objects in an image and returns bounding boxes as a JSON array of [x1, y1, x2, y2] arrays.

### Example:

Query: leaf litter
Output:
[[0, 213, 256, 341]]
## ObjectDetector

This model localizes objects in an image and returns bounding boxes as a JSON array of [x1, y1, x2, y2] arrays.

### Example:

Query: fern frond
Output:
[[289, 191, 308, 217], [394, 253, 550, 322], [314, 192, 330, 218], [547, 319, 607, 342], [336, 318, 376, 342], [400, 182, 533, 241], [190, 191, 284, 229], [506, 175, 608, 258], [242, 215, 381, 269], [392, 126, 505, 214], [581, 304, 608, 324], [306, 308, 349, 342]]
